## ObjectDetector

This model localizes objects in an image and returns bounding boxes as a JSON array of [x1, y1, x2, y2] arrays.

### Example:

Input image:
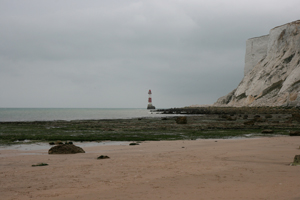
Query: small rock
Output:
[[32, 163, 48, 167], [291, 155, 300, 166], [221, 115, 228, 119], [97, 155, 110, 159], [65, 141, 73, 145], [55, 141, 63, 145], [265, 114, 273, 119], [129, 143, 139, 146], [243, 115, 248, 119], [290, 131, 300, 136], [226, 116, 236, 121], [262, 129, 274, 134]]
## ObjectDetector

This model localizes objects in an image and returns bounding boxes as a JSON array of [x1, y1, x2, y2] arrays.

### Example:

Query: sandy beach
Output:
[[1, 137, 300, 200]]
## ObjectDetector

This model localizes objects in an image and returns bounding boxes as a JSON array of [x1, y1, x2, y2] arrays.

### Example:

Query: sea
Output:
[[0, 108, 174, 122]]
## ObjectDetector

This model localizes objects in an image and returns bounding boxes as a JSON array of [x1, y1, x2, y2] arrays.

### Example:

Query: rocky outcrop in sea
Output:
[[214, 20, 300, 107]]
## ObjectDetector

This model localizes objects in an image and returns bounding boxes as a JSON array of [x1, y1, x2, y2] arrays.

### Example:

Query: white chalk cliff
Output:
[[214, 20, 300, 107]]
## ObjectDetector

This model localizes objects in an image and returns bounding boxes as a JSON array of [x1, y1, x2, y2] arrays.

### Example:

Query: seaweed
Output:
[[1, 107, 299, 144]]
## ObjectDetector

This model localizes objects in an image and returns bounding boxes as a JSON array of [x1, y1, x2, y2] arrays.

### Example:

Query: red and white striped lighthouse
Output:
[[148, 90, 152, 104], [147, 89, 155, 109]]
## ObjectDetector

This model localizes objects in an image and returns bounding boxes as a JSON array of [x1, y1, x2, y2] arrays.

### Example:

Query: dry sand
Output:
[[1, 137, 300, 200]]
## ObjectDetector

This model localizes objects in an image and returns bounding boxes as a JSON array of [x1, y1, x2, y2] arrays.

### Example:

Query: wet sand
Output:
[[1, 137, 300, 200]]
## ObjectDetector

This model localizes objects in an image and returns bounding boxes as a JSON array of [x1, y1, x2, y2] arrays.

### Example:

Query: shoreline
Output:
[[0, 108, 170, 122], [0, 141, 130, 152], [0, 134, 289, 153], [1, 137, 300, 199], [1, 113, 299, 145]]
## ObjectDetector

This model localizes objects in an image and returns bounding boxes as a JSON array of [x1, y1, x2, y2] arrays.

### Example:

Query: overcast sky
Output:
[[0, 0, 299, 108]]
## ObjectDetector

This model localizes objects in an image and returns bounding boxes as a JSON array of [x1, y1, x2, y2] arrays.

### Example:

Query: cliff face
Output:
[[214, 20, 300, 107]]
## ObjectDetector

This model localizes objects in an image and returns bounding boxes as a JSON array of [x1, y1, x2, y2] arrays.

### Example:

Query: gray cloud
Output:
[[0, 0, 299, 108]]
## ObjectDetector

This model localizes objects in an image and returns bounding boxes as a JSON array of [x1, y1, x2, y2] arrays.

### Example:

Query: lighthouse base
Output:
[[147, 105, 156, 110]]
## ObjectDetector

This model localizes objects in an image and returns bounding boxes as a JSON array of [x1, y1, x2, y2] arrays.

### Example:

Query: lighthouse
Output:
[[147, 89, 156, 110]]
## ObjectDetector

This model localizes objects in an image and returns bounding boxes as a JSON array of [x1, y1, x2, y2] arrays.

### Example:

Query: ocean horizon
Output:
[[0, 108, 169, 122]]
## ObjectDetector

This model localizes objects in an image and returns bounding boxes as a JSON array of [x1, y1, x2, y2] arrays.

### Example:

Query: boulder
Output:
[[48, 144, 85, 154]]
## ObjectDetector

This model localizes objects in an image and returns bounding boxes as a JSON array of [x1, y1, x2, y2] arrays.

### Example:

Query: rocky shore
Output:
[[156, 106, 300, 115], [0, 107, 299, 144]]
